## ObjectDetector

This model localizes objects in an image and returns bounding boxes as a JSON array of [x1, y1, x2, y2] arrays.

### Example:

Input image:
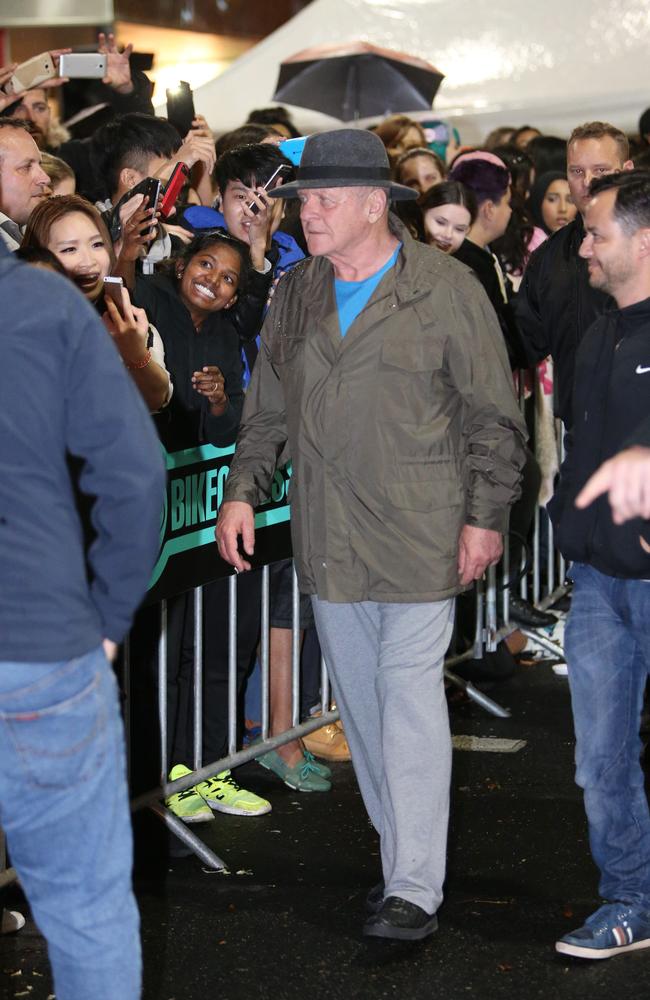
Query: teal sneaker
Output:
[[556, 902, 650, 959], [166, 764, 214, 824], [257, 748, 331, 792], [196, 770, 272, 816], [302, 748, 332, 779]]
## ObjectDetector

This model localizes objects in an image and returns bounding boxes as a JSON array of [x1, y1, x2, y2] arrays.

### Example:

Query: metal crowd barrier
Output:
[[130, 480, 570, 870], [1, 370, 569, 881]]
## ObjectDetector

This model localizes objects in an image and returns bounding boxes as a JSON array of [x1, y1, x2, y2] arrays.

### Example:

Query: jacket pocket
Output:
[[380, 334, 443, 373], [4, 670, 108, 790], [270, 333, 305, 366]]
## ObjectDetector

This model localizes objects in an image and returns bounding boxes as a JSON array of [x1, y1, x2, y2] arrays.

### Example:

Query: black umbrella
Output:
[[272, 41, 444, 121]]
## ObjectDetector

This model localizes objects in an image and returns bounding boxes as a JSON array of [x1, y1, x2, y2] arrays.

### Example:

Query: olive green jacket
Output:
[[223, 221, 527, 603]]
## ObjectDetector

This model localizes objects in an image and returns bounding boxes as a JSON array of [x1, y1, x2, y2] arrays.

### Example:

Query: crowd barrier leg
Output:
[[193, 587, 203, 772], [228, 575, 237, 756], [158, 600, 168, 780], [260, 565, 270, 738]]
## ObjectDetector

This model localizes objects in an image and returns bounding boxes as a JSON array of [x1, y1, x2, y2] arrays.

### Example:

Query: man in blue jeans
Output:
[[550, 170, 650, 959], [0, 241, 165, 998]]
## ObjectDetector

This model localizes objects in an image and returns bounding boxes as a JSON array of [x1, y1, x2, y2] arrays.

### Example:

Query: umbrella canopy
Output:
[[272, 41, 444, 122]]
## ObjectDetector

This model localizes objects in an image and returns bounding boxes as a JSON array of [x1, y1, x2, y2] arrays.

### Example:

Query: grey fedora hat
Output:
[[267, 128, 418, 202]]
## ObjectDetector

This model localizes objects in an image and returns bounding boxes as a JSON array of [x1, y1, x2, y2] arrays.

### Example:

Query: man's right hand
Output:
[[575, 446, 650, 523], [216, 500, 255, 572]]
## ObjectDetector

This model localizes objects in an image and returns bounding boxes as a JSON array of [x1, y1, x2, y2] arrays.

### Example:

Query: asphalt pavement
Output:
[[3, 661, 650, 1000]]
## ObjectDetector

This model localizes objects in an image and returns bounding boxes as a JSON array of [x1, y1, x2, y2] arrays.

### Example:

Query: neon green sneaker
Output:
[[166, 764, 214, 824], [196, 769, 272, 816]]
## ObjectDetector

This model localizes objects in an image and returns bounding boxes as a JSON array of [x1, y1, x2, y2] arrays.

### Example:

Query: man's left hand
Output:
[[457, 524, 503, 586], [98, 32, 134, 94]]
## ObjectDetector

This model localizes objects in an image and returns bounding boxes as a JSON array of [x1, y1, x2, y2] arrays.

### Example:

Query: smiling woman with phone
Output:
[[20, 194, 171, 412], [129, 231, 276, 824]]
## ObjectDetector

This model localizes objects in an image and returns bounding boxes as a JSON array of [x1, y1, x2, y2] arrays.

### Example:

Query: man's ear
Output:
[[480, 199, 494, 224], [119, 166, 139, 194], [637, 227, 650, 257], [623, 159, 635, 173], [367, 187, 388, 222]]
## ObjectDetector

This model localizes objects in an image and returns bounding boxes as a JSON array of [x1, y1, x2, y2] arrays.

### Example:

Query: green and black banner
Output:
[[146, 442, 292, 604]]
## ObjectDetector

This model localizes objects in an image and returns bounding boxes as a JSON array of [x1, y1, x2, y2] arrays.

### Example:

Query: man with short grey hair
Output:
[[0, 119, 50, 250], [217, 129, 526, 941]]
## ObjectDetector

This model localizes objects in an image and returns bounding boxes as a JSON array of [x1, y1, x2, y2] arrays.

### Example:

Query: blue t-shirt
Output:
[[334, 244, 401, 337]]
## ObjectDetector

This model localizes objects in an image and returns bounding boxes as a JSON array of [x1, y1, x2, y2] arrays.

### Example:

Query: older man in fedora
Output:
[[217, 129, 526, 941]]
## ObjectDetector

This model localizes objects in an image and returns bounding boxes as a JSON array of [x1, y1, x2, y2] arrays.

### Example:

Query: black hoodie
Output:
[[549, 297, 650, 577]]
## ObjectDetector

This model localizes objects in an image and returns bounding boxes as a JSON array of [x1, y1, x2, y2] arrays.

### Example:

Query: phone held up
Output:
[[159, 162, 190, 219], [58, 53, 107, 79], [166, 81, 196, 138], [247, 163, 293, 215], [103, 276, 125, 316], [4, 53, 56, 95], [109, 177, 161, 243]]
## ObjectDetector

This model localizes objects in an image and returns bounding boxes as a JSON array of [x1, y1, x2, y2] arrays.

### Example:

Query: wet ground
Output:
[[3, 662, 650, 999]]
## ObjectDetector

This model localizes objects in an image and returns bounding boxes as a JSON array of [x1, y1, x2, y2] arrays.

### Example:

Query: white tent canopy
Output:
[[186, 0, 650, 142]]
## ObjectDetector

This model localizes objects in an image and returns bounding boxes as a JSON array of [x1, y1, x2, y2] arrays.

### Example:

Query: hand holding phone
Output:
[[159, 162, 190, 219], [103, 276, 126, 316], [247, 163, 293, 214], [102, 279, 150, 365], [110, 177, 161, 242], [3, 53, 56, 96]]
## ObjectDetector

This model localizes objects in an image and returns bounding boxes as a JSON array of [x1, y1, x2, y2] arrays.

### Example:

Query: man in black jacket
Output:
[[551, 171, 650, 960], [514, 122, 633, 427]]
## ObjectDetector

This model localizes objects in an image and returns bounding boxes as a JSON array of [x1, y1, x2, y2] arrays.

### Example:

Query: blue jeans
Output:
[[565, 563, 650, 909], [0, 647, 141, 1000]]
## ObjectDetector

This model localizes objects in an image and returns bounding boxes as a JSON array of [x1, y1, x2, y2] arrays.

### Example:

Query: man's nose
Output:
[[35, 166, 50, 187], [579, 233, 592, 258]]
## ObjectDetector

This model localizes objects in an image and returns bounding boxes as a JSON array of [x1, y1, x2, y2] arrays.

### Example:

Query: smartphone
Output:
[[134, 177, 162, 239], [159, 162, 190, 219], [58, 53, 107, 79], [4, 53, 56, 96], [247, 163, 293, 215], [166, 81, 196, 138], [278, 136, 308, 166], [110, 177, 162, 242], [424, 122, 450, 145], [103, 276, 125, 316]]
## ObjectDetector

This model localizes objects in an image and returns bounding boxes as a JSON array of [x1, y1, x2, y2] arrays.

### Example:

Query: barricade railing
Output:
[[130, 380, 570, 868], [130, 479, 569, 869]]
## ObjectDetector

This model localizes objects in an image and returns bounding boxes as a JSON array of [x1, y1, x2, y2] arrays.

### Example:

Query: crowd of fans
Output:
[[1, 36, 649, 829]]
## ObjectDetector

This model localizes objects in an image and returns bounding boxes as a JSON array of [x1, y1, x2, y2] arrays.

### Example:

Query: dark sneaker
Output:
[[366, 880, 385, 915], [363, 896, 438, 941], [556, 902, 650, 959]]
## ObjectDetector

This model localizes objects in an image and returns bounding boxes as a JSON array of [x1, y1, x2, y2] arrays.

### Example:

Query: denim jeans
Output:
[[0, 647, 141, 1000], [565, 563, 650, 909]]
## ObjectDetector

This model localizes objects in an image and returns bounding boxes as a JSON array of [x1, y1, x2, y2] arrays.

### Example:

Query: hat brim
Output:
[[268, 178, 418, 202]]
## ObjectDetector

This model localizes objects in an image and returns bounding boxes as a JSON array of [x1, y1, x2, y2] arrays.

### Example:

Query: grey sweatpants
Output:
[[311, 597, 455, 915]]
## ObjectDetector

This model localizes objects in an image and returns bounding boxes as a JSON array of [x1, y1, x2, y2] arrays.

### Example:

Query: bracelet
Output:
[[125, 349, 152, 371]]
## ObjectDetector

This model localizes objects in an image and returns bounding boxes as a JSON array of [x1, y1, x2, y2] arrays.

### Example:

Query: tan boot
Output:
[[303, 712, 352, 762]]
